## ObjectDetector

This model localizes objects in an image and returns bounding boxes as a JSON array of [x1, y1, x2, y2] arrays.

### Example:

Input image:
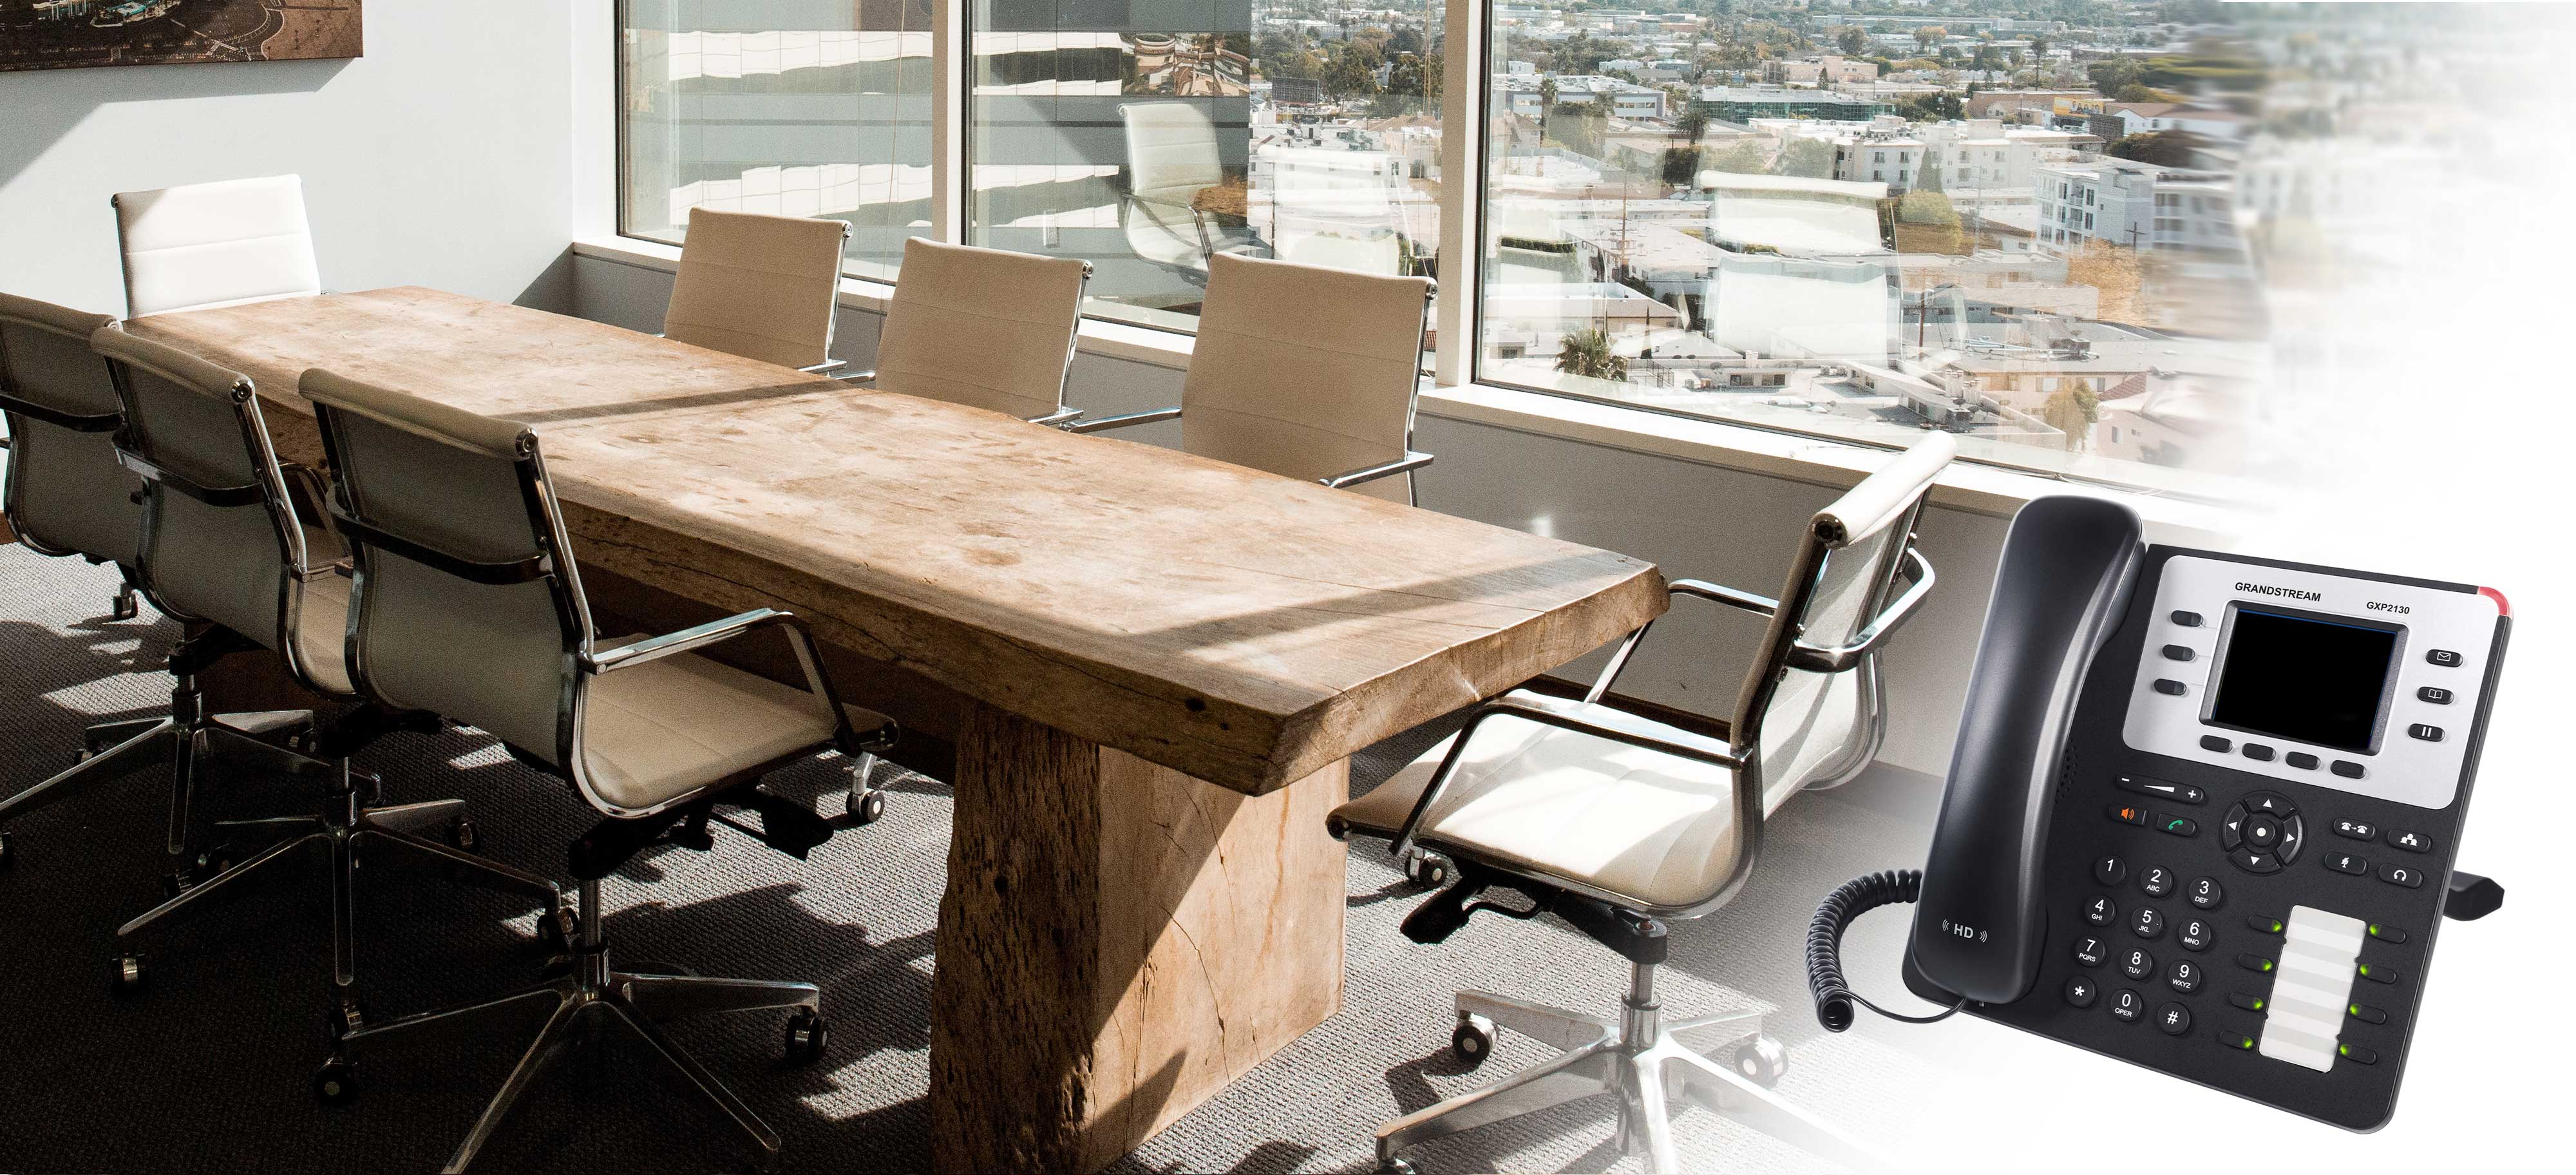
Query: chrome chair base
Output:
[[330, 879, 822, 1174], [1374, 964, 1889, 1175], [0, 696, 331, 858], [113, 761, 564, 1006]]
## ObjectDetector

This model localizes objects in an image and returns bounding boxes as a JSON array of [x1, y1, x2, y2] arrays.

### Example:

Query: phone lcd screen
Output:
[[2205, 606, 2401, 754]]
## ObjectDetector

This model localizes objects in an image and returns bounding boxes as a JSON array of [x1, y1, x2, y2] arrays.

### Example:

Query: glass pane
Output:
[[621, 0, 934, 282], [967, 1, 1443, 335], [1475, 10, 2271, 492]]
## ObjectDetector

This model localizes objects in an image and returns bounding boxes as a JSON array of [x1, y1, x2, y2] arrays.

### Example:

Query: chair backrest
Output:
[[1121, 102, 1225, 204], [1730, 432, 1957, 812], [300, 370, 592, 774], [112, 175, 321, 318], [663, 208, 851, 369], [0, 292, 139, 566], [1182, 252, 1433, 504], [875, 238, 1089, 420], [89, 328, 311, 659]]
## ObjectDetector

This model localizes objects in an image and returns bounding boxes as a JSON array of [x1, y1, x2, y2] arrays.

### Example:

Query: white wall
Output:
[[0, 1, 585, 319]]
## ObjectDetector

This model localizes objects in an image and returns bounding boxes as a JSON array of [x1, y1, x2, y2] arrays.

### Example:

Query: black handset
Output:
[[1806, 494, 2511, 1132], [1908, 496, 2144, 1003]]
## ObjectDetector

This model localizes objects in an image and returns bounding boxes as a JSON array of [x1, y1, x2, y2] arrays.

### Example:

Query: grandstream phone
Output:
[[1805, 495, 2510, 1131]]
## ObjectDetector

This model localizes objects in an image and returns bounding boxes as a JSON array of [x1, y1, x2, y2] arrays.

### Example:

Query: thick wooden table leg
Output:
[[931, 702, 1349, 1174]]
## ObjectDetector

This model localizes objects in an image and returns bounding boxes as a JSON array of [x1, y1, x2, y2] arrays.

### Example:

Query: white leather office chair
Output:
[[112, 175, 322, 318], [299, 369, 898, 1172], [86, 329, 563, 1012], [1329, 433, 1956, 1175], [844, 237, 1091, 425], [663, 207, 852, 373], [1064, 252, 1437, 504], [1119, 101, 1262, 278]]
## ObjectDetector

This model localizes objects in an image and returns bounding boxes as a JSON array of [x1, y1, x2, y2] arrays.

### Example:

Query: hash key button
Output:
[[2157, 1003, 2193, 1036]]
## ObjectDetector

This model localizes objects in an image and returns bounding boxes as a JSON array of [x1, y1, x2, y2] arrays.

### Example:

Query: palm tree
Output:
[[1555, 328, 1629, 382]]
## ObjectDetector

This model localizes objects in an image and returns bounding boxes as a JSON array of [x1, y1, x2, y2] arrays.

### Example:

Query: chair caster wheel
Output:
[[160, 869, 193, 899], [784, 1010, 831, 1065], [194, 845, 239, 877], [1451, 1012, 1495, 1069], [111, 589, 140, 622], [327, 997, 368, 1040], [845, 788, 887, 825], [1405, 850, 1453, 889], [537, 903, 577, 954], [109, 953, 147, 998], [313, 1057, 357, 1106], [0, 831, 14, 871], [448, 816, 479, 853], [1729, 1035, 1789, 1088], [1376, 1158, 1419, 1175]]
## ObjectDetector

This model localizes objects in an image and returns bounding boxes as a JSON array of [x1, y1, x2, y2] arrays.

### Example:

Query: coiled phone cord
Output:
[[1805, 869, 1966, 1032]]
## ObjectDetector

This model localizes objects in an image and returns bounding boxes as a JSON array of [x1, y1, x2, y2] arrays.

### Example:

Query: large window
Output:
[[621, 1, 932, 282], [964, 1, 1443, 332], [618, 3, 2465, 492]]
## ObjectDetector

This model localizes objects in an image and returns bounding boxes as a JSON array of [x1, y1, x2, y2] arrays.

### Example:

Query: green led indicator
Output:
[[2358, 964, 2370, 977], [2262, 960, 2275, 972], [2253, 998, 2265, 1010], [2340, 1044, 2351, 1057], [2369, 924, 2380, 935]]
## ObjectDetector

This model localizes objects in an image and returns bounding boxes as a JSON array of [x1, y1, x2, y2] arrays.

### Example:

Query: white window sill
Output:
[[571, 236, 2238, 539]]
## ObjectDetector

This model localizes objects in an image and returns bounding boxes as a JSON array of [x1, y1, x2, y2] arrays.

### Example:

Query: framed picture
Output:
[[1, 1, 363, 73]]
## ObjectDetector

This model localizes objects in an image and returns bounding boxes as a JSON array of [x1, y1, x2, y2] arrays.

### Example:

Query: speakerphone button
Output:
[[2163, 645, 2195, 662], [2093, 855, 2128, 885], [2154, 678, 2188, 696], [2201, 735, 2233, 754], [2179, 918, 2213, 951], [2380, 863, 2426, 889], [2338, 1044, 2380, 1065], [2157, 1003, 2193, 1036], [2108, 803, 2149, 826], [2286, 752, 2320, 770], [2348, 1003, 2389, 1024], [2172, 611, 2204, 627], [2324, 852, 2369, 875], [2242, 743, 2277, 762], [2066, 977, 2099, 1008], [2367, 922, 2407, 944], [2387, 829, 2434, 854], [2425, 649, 2463, 667], [2110, 989, 2145, 1022], [2333, 818, 2378, 841], [2331, 760, 2367, 779], [2418, 686, 2452, 705]]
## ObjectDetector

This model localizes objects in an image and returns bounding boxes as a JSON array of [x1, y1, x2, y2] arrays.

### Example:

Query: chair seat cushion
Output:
[[290, 570, 354, 696], [576, 635, 853, 812], [1358, 690, 1763, 910]]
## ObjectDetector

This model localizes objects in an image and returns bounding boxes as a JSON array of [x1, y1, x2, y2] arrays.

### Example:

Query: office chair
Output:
[[663, 207, 854, 374], [840, 237, 1092, 426], [112, 175, 323, 318], [1064, 253, 1437, 504], [1119, 101, 1263, 279], [298, 369, 897, 1173], [87, 328, 564, 1015], [1327, 433, 1956, 1174]]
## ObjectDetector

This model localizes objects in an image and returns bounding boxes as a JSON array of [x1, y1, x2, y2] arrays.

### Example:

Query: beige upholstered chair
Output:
[[85, 329, 562, 1012], [1331, 433, 1956, 1175], [112, 175, 322, 318], [663, 207, 852, 372], [1065, 252, 1437, 504], [299, 369, 898, 1172], [1120, 101, 1262, 276], [846, 237, 1090, 425]]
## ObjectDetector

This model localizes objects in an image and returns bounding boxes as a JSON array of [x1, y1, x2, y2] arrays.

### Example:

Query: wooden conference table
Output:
[[126, 287, 1665, 1173]]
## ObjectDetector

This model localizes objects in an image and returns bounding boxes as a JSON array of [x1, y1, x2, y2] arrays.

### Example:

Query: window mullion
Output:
[[930, 0, 966, 245], [1434, 0, 1484, 387]]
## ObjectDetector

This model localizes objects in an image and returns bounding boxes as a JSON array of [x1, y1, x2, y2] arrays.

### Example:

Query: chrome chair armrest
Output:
[[1319, 450, 1434, 490], [1390, 694, 1741, 860], [835, 368, 878, 387], [1785, 544, 1935, 673], [800, 358, 849, 377], [582, 608, 895, 754], [1583, 577, 1783, 702], [1062, 406, 1182, 434], [279, 461, 350, 574], [1026, 405, 1085, 427]]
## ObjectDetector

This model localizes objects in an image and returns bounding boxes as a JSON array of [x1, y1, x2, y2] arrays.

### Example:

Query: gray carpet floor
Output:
[[0, 543, 1955, 1174]]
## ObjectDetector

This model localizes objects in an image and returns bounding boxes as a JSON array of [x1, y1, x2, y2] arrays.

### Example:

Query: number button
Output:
[[2085, 896, 2117, 926], [2073, 936, 2108, 968], [2110, 989, 2145, 1022], [2188, 877, 2222, 910], [2139, 866, 2174, 897], [2168, 960, 2202, 994], [2123, 948, 2156, 980], [2130, 907, 2166, 940], [2177, 918, 2213, 952], [2093, 855, 2127, 885], [2066, 977, 2099, 1008]]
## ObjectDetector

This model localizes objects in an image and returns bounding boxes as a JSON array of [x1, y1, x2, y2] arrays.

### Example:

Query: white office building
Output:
[[2032, 159, 2241, 254]]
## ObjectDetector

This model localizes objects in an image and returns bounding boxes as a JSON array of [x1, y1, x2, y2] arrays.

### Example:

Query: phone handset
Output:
[[1806, 496, 2145, 1028]]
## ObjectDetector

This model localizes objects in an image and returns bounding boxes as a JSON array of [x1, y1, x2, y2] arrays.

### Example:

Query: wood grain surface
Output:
[[123, 288, 1665, 795]]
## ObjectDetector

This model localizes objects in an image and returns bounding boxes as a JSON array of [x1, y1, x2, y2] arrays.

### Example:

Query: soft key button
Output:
[[2257, 906, 2368, 1074]]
